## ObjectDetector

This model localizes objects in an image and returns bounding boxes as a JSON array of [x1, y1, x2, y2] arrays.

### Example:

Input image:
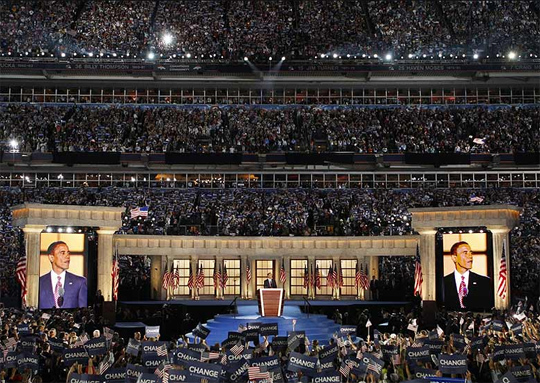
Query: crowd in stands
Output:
[[1, 297, 540, 382], [1, 0, 538, 59], [0, 187, 539, 302], [1, 104, 539, 154]]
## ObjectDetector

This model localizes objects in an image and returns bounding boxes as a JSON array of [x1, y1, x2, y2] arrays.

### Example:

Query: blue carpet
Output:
[[120, 299, 409, 307]]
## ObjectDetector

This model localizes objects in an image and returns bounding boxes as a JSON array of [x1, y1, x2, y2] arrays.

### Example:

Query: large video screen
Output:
[[439, 232, 494, 311], [38, 233, 88, 309]]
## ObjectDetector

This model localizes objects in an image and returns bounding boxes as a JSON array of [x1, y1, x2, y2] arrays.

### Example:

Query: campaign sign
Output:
[[228, 332, 246, 342], [67, 373, 104, 383], [226, 349, 252, 364], [511, 323, 523, 336], [424, 340, 444, 355], [471, 337, 485, 351], [141, 341, 168, 355], [451, 334, 465, 351], [227, 359, 250, 383], [312, 371, 341, 383], [319, 359, 335, 372], [340, 326, 357, 336], [174, 348, 202, 365], [269, 367, 285, 383], [63, 347, 89, 366], [4, 351, 18, 368], [428, 330, 439, 341], [523, 343, 536, 359], [413, 368, 438, 379], [244, 329, 259, 342], [145, 326, 160, 338], [319, 344, 339, 362], [125, 364, 146, 383], [492, 320, 505, 332], [48, 338, 65, 352], [167, 369, 197, 383], [286, 371, 299, 383], [363, 354, 384, 378], [126, 338, 141, 356], [84, 336, 107, 357], [251, 356, 280, 369], [260, 323, 279, 336], [406, 346, 431, 362], [193, 323, 211, 340], [438, 354, 468, 374], [381, 345, 399, 362], [20, 337, 37, 353], [505, 344, 525, 360], [497, 371, 520, 383], [287, 352, 318, 377], [287, 332, 306, 351], [16, 353, 39, 373], [510, 366, 534, 383], [493, 345, 506, 361], [222, 337, 240, 350], [142, 353, 167, 369], [17, 323, 30, 335], [186, 360, 222, 382], [271, 336, 288, 352], [101, 367, 126, 383], [247, 322, 262, 331], [188, 343, 207, 354], [136, 372, 160, 383]]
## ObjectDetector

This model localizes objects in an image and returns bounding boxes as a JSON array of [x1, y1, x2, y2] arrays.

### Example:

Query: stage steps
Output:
[[185, 305, 343, 346]]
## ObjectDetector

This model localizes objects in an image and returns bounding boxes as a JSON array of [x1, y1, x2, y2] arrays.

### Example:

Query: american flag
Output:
[[339, 361, 352, 377], [213, 262, 221, 289], [309, 264, 314, 288], [16, 255, 27, 307], [279, 259, 286, 284], [497, 242, 507, 299], [187, 264, 195, 289], [303, 265, 309, 288], [98, 351, 114, 374], [111, 246, 120, 301], [413, 245, 423, 297], [248, 366, 270, 380], [103, 327, 114, 341], [337, 265, 343, 287], [5, 337, 17, 350], [360, 264, 370, 290], [162, 265, 173, 290], [230, 343, 244, 356], [130, 206, 149, 219], [201, 351, 220, 361], [197, 265, 205, 289], [156, 343, 168, 357], [74, 333, 89, 347], [221, 263, 228, 289], [155, 363, 173, 382], [246, 260, 252, 283], [326, 265, 334, 288], [314, 265, 321, 289], [355, 262, 361, 288]]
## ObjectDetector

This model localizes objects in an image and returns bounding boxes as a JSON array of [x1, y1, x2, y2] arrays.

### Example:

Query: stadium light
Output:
[[186, 53, 192, 58], [508, 51, 517, 60], [89, 52, 94, 57], [408, 54, 413, 58], [332, 53, 338, 59], [9, 139, 18, 149], [373, 54, 378, 58], [281, 56, 285, 61], [162, 33, 174, 46], [384, 53, 392, 61], [243, 56, 248, 61], [269, 56, 272, 61], [473, 53, 479, 60], [147, 52, 155, 60]]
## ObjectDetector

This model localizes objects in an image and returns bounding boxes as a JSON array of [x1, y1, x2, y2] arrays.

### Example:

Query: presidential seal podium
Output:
[[257, 288, 285, 317]]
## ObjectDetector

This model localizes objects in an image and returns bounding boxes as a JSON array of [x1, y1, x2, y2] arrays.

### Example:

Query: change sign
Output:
[[63, 347, 89, 366], [186, 360, 222, 382], [287, 352, 318, 377], [227, 359, 250, 383], [174, 348, 201, 365], [67, 373, 104, 383], [439, 354, 468, 374], [319, 344, 338, 362], [125, 364, 146, 383], [167, 369, 197, 383], [406, 346, 431, 362], [312, 372, 341, 383], [340, 326, 357, 336], [16, 353, 39, 373], [251, 356, 280, 369], [505, 344, 525, 360], [102, 368, 126, 383], [84, 336, 107, 357], [260, 323, 279, 336], [136, 372, 160, 383]]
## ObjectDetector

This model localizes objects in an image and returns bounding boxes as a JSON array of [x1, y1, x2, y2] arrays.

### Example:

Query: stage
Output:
[[119, 299, 409, 307]]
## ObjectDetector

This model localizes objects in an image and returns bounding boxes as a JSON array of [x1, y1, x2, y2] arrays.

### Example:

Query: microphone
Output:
[[57, 287, 65, 308]]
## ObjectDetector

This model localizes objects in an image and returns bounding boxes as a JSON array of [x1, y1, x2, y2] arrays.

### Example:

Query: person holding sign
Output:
[[39, 241, 87, 309], [443, 241, 493, 310]]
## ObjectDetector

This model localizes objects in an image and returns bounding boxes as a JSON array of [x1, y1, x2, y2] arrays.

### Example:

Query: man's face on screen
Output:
[[452, 243, 473, 274], [49, 243, 70, 274]]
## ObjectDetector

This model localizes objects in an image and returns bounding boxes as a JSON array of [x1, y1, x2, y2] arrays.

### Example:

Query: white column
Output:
[[22, 225, 46, 308], [417, 230, 437, 301], [150, 255, 164, 300], [96, 229, 116, 301]]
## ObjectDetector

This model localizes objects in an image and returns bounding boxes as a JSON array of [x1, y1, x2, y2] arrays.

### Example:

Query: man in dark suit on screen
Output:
[[443, 241, 493, 310], [39, 241, 87, 309], [263, 272, 277, 288]]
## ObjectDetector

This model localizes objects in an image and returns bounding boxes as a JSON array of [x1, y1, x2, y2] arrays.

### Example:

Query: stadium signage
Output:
[[438, 355, 468, 374]]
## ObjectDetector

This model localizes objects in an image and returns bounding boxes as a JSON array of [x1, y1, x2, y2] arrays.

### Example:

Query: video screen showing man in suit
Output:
[[443, 238, 493, 311], [39, 240, 87, 309], [263, 272, 277, 288]]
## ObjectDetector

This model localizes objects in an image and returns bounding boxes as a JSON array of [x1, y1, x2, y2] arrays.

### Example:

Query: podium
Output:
[[257, 288, 285, 317]]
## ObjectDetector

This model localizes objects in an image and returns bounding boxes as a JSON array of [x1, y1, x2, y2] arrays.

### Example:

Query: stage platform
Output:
[[119, 299, 409, 307]]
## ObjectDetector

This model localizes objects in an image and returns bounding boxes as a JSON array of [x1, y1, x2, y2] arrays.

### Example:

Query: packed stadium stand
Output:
[[0, 1, 539, 383]]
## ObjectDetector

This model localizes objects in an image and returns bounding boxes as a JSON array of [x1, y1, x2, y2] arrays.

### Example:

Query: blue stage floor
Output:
[[120, 299, 409, 307]]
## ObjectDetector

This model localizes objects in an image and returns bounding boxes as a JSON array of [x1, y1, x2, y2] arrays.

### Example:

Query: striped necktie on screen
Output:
[[458, 275, 466, 308]]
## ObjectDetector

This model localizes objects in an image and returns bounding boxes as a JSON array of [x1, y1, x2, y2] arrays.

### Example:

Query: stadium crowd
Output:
[[0, 187, 539, 303], [1, 297, 540, 382], [1, 0, 538, 59], [1, 105, 539, 154]]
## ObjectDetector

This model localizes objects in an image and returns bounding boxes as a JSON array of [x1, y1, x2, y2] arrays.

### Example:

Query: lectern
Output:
[[257, 288, 285, 316]]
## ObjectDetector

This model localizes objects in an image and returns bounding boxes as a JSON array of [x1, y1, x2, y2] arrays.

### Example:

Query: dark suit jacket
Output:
[[263, 278, 277, 288], [39, 271, 87, 309], [443, 271, 493, 310]]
